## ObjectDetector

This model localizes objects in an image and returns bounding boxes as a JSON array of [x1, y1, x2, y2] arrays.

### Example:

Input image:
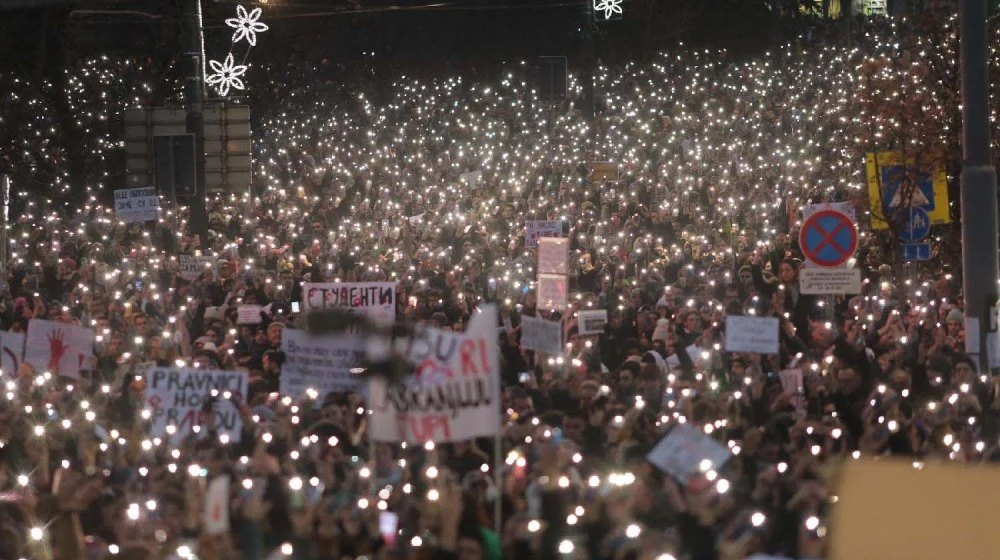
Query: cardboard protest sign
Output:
[[724, 316, 780, 354], [0, 331, 24, 375], [280, 328, 365, 399], [25, 320, 93, 378], [536, 274, 567, 310], [237, 305, 264, 325], [145, 367, 248, 444], [114, 187, 159, 224], [577, 310, 608, 335], [537, 237, 569, 275], [519, 315, 562, 355], [369, 306, 500, 443], [525, 220, 562, 248], [203, 475, 231, 535], [646, 423, 732, 483], [179, 255, 217, 282], [302, 282, 397, 325]]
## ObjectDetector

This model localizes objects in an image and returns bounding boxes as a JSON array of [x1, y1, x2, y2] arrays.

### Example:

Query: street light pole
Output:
[[184, 0, 209, 242], [959, 0, 999, 370]]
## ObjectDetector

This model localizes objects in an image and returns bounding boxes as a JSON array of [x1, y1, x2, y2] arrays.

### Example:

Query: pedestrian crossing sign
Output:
[[866, 152, 950, 230]]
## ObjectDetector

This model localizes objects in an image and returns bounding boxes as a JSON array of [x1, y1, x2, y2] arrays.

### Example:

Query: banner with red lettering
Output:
[[368, 306, 500, 443]]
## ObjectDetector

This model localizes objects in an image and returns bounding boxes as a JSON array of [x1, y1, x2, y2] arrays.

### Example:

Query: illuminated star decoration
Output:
[[594, 0, 624, 20], [226, 5, 269, 47], [206, 53, 248, 97]]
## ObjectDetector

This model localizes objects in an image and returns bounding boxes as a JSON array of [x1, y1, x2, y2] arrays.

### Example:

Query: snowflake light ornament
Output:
[[226, 5, 269, 46], [594, 0, 624, 20], [206, 53, 248, 97]]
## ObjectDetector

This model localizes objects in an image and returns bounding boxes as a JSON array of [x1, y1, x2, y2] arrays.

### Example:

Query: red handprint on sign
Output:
[[47, 329, 68, 374]]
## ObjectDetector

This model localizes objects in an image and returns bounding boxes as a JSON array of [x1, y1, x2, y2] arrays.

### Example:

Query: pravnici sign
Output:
[[369, 306, 500, 443], [146, 368, 248, 444]]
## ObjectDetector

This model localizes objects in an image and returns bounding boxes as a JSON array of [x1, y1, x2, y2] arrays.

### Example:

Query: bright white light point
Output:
[[751, 512, 766, 527], [427, 489, 439, 501], [109, 545, 120, 555], [716, 478, 730, 493], [558, 540, 574, 554], [280, 542, 293, 556], [411, 536, 423, 547], [805, 516, 820, 531], [30, 526, 43, 540], [528, 519, 541, 533], [656, 555, 677, 560], [625, 524, 641, 538], [698, 458, 712, 472], [426, 466, 438, 479]]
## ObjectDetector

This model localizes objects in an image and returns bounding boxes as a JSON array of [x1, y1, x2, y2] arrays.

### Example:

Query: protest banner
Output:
[[280, 328, 365, 399], [578, 309, 608, 335], [114, 187, 159, 223], [369, 306, 499, 443], [302, 282, 397, 325], [25, 320, 93, 378], [203, 475, 231, 535], [724, 316, 780, 354], [799, 268, 862, 295], [646, 423, 732, 483], [536, 274, 567, 310], [519, 315, 563, 355], [179, 255, 217, 282], [666, 344, 704, 370], [459, 170, 483, 186], [537, 237, 568, 275], [237, 305, 264, 325], [525, 220, 562, 248], [0, 331, 24, 375], [146, 367, 248, 444]]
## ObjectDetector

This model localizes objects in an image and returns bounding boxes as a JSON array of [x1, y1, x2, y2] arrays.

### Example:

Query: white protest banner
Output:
[[646, 423, 732, 483], [280, 328, 365, 399], [519, 315, 563, 355], [369, 306, 499, 443], [536, 274, 567, 310], [578, 310, 608, 335], [203, 475, 231, 536], [179, 255, 217, 282], [798, 268, 862, 295], [537, 237, 568, 275], [25, 320, 93, 378], [237, 305, 264, 325], [525, 220, 562, 248], [302, 282, 397, 325], [459, 170, 483, 186], [724, 315, 780, 354], [666, 344, 704, 370], [0, 331, 24, 375], [408, 213, 425, 227], [146, 367, 248, 444], [114, 187, 159, 224]]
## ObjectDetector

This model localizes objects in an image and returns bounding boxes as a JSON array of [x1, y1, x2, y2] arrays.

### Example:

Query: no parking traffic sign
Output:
[[800, 209, 858, 267]]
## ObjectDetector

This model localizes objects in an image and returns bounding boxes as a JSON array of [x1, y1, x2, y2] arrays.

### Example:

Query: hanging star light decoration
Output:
[[594, 0, 624, 20], [206, 53, 248, 97], [226, 5, 269, 47]]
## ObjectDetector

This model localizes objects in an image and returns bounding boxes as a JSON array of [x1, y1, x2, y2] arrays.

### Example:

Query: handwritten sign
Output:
[[577, 310, 608, 335], [114, 187, 159, 223], [536, 274, 567, 311], [236, 305, 264, 325], [280, 328, 365, 399], [25, 320, 93, 378], [525, 220, 562, 248], [179, 255, 217, 282], [646, 423, 732, 483], [724, 316, 780, 354], [203, 475, 231, 535], [302, 282, 396, 326], [519, 315, 563, 355], [146, 367, 248, 444], [369, 306, 499, 443], [537, 237, 568, 275], [0, 331, 24, 375]]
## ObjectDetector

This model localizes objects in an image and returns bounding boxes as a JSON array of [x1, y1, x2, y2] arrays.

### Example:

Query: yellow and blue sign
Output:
[[866, 152, 950, 230]]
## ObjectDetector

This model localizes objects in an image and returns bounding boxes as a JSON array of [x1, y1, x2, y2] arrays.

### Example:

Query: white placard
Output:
[[114, 187, 159, 224], [179, 255, 218, 282], [0, 331, 24, 375], [537, 237, 569, 275], [280, 328, 365, 399], [525, 220, 562, 248], [647, 423, 732, 483], [146, 367, 248, 444], [536, 274, 567, 311], [519, 315, 563, 355], [302, 282, 396, 325], [577, 310, 608, 335], [25, 320, 93, 378], [237, 305, 264, 325], [369, 306, 499, 443], [798, 268, 862, 295], [666, 344, 704, 370], [724, 316, 780, 354], [459, 170, 483, 186], [203, 475, 231, 535]]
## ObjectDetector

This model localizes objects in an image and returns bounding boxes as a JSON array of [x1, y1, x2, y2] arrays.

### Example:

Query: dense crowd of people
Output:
[[0, 12, 994, 560]]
